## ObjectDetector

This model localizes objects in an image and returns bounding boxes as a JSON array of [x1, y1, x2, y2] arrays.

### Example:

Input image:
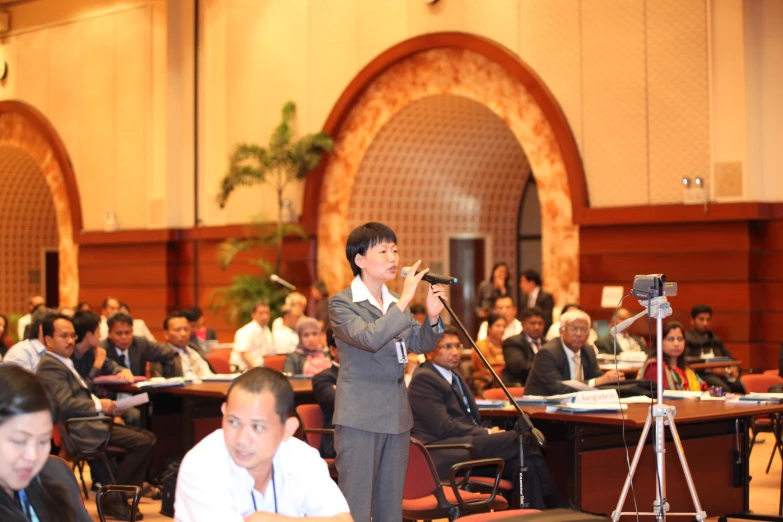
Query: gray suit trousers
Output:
[[335, 425, 409, 522]]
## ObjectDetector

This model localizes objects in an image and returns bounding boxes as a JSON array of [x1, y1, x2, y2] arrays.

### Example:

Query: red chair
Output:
[[764, 369, 781, 376], [295, 404, 337, 478], [426, 443, 514, 502], [457, 508, 542, 521], [206, 349, 232, 374], [403, 437, 508, 521], [264, 354, 287, 372], [741, 373, 783, 472], [483, 387, 525, 400]]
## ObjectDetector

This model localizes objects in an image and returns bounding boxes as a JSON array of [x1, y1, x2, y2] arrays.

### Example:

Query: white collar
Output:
[[529, 286, 540, 301], [560, 338, 580, 358], [350, 275, 398, 313], [431, 362, 454, 384]]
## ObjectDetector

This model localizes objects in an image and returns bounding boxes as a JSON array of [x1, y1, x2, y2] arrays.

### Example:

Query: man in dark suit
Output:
[[519, 269, 555, 332], [312, 330, 339, 459], [409, 326, 563, 509], [71, 311, 131, 386], [101, 312, 177, 378], [594, 308, 647, 355], [35, 314, 156, 520], [502, 306, 546, 385], [684, 304, 744, 393], [524, 309, 622, 396]]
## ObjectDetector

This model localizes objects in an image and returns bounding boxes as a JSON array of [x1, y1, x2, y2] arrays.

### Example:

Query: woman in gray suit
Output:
[[329, 222, 446, 521]]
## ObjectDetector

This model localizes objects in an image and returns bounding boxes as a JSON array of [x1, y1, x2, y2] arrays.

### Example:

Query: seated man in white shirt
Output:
[[98, 296, 122, 340], [163, 312, 214, 382], [476, 296, 522, 341], [4, 307, 57, 372], [272, 305, 302, 355], [175, 367, 353, 522], [231, 302, 275, 371]]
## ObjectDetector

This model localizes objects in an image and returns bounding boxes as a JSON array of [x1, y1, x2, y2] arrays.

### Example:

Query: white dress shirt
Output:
[[17, 313, 31, 339], [476, 318, 522, 342], [115, 347, 132, 369], [560, 340, 597, 387], [615, 333, 643, 353], [3, 339, 47, 373], [526, 287, 540, 309], [175, 430, 349, 521], [47, 352, 103, 413], [350, 275, 398, 313], [170, 344, 214, 382], [271, 321, 298, 355], [231, 321, 274, 370]]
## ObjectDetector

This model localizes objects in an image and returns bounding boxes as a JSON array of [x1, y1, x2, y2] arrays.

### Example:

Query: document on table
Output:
[[115, 393, 150, 413]]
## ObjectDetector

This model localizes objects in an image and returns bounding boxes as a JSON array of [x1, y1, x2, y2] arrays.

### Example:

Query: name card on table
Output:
[[549, 389, 620, 404]]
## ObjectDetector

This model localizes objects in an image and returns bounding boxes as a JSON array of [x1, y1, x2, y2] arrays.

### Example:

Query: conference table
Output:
[[480, 399, 779, 520]]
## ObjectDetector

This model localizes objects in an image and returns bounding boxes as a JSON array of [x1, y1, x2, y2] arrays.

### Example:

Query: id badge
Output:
[[395, 338, 408, 363]]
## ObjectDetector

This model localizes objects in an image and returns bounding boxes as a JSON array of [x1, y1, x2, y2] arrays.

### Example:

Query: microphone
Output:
[[400, 267, 458, 285], [270, 274, 296, 291]]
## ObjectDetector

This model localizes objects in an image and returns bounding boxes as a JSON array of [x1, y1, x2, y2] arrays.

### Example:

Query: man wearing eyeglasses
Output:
[[408, 326, 563, 509], [524, 309, 623, 396]]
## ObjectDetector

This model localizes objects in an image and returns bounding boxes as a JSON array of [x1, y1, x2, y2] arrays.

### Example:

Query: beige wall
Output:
[[0, 0, 194, 231]]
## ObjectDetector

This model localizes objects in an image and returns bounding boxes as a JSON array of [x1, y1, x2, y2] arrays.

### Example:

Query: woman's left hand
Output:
[[426, 283, 446, 322]]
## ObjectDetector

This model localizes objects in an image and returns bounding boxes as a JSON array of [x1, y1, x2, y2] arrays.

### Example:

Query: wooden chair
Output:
[[96, 485, 142, 522], [483, 387, 525, 400], [206, 349, 232, 374], [741, 373, 783, 472], [295, 404, 337, 479], [264, 354, 287, 372], [402, 437, 508, 521]]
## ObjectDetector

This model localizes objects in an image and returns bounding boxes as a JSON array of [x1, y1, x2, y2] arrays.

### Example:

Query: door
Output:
[[448, 236, 486, 339]]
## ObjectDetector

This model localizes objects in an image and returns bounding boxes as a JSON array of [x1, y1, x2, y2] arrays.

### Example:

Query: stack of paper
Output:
[[94, 375, 147, 385], [663, 390, 703, 400], [475, 399, 507, 408], [547, 403, 628, 414], [136, 377, 186, 388]]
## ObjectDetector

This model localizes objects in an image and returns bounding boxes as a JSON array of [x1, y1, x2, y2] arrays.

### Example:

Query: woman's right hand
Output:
[[397, 259, 428, 311]]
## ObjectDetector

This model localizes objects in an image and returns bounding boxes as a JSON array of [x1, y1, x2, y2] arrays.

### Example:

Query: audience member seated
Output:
[[408, 326, 564, 510], [272, 304, 303, 355], [101, 312, 177, 378], [161, 312, 214, 382], [183, 306, 217, 351], [473, 312, 506, 372], [98, 297, 121, 340], [474, 262, 512, 321], [409, 303, 427, 325], [283, 317, 331, 376], [312, 330, 339, 459], [230, 301, 275, 372], [271, 292, 307, 339], [594, 308, 647, 355], [0, 365, 92, 522], [0, 313, 12, 358], [477, 296, 522, 341], [117, 302, 156, 343], [35, 314, 157, 520], [16, 295, 45, 340], [642, 321, 707, 391], [545, 303, 599, 345], [77, 301, 92, 312], [684, 304, 744, 393], [4, 308, 56, 372], [174, 368, 352, 521], [525, 309, 623, 396], [502, 306, 546, 385], [519, 269, 555, 332]]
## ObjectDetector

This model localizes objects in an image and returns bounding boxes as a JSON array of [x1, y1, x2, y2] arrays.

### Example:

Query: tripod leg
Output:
[[666, 411, 707, 521], [655, 413, 668, 521], [612, 413, 653, 522]]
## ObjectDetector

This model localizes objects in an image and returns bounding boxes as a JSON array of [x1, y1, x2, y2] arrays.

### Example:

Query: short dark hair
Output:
[[560, 303, 582, 316], [163, 311, 189, 330], [0, 365, 55, 426], [101, 296, 119, 309], [486, 312, 506, 328], [77, 301, 92, 311], [107, 312, 134, 331], [27, 308, 57, 340], [520, 269, 542, 286], [521, 306, 545, 321], [41, 314, 73, 339], [442, 325, 460, 338], [226, 367, 295, 422], [691, 304, 713, 319], [72, 311, 101, 344], [326, 329, 336, 348], [410, 303, 426, 316], [119, 301, 131, 313], [252, 302, 270, 314], [345, 222, 397, 277], [181, 307, 202, 322]]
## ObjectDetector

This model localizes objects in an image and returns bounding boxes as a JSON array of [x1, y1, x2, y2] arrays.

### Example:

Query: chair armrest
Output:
[[97, 485, 142, 522], [62, 416, 115, 455], [427, 443, 478, 487], [447, 457, 505, 510]]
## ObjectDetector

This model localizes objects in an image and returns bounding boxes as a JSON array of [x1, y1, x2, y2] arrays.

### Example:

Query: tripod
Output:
[[611, 296, 707, 522]]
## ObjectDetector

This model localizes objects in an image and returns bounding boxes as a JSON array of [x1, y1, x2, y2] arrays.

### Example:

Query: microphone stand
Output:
[[437, 296, 546, 509]]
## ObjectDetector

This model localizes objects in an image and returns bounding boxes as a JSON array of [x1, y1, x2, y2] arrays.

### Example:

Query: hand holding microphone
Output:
[[398, 263, 455, 319]]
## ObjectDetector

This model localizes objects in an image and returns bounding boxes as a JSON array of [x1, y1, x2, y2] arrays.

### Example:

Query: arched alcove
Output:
[[0, 101, 82, 307], [303, 33, 585, 307]]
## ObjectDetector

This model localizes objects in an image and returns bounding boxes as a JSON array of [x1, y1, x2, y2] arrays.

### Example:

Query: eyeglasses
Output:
[[664, 336, 684, 343], [566, 326, 589, 335], [440, 343, 463, 351]]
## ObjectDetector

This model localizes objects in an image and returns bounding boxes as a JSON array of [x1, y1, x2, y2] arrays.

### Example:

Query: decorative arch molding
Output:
[[0, 100, 82, 306], [303, 32, 586, 304]]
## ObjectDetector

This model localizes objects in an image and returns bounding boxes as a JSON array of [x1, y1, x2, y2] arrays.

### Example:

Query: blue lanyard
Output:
[[251, 465, 277, 514], [17, 490, 33, 522]]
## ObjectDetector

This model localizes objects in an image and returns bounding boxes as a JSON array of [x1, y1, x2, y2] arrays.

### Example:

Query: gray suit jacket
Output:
[[524, 338, 603, 396], [329, 288, 443, 434]]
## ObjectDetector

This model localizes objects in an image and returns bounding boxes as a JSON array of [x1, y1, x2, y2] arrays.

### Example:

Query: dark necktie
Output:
[[450, 374, 478, 426]]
